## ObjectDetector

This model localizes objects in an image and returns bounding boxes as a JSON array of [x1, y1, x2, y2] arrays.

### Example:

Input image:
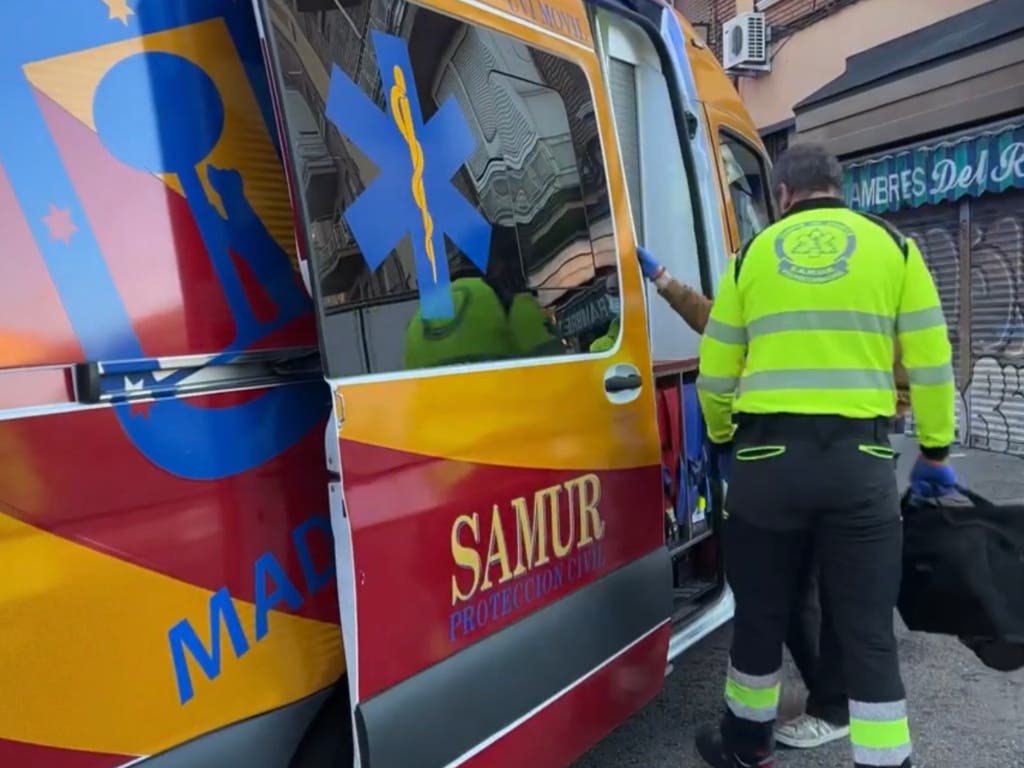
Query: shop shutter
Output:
[[886, 203, 965, 441], [607, 57, 643, 242], [965, 189, 1024, 455]]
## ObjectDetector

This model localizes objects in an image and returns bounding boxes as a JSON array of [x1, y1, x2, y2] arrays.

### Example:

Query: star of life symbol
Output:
[[773, 220, 857, 285], [325, 31, 492, 320], [790, 227, 839, 258]]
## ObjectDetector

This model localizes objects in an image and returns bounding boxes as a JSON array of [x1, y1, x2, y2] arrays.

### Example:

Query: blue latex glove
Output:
[[637, 246, 665, 282], [909, 455, 958, 498], [710, 441, 733, 483]]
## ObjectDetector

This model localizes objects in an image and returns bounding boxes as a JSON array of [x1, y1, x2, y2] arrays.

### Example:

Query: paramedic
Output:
[[692, 142, 957, 768], [404, 225, 564, 368], [636, 252, 908, 750]]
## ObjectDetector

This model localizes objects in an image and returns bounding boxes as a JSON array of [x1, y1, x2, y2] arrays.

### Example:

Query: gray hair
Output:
[[771, 143, 843, 197]]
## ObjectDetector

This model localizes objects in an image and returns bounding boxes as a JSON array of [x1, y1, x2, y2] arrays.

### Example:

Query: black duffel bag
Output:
[[898, 486, 1024, 672]]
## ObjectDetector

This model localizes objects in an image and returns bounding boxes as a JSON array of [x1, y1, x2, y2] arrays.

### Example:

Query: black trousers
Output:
[[720, 415, 910, 768], [787, 554, 849, 726]]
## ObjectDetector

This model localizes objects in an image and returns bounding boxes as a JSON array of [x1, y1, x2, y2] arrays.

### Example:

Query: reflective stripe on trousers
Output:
[[850, 699, 912, 767], [725, 660, 781, 723]]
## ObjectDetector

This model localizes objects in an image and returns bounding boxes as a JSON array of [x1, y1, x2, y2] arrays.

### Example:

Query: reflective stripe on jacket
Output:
[[662, 278, 912, 417]]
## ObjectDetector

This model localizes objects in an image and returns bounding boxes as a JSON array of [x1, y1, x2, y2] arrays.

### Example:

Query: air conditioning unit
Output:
[[722, 12, 771, 73]]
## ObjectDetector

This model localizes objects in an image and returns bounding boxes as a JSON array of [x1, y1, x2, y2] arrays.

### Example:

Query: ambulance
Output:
[[0, 0, 772, 765]]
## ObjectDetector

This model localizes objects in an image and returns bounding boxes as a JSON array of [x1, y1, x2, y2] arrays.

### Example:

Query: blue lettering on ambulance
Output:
[[169, 587, 251, 705], [253, 553, 304, 642], [292, 515, 336, 594], [448, 561, 566, 642], [168, 513, 336, 704]]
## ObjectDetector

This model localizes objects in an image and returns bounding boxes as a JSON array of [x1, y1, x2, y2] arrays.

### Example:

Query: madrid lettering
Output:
[[167, 513, 335, 704], [849, 141, 1024, 211], [448, 473, 606, 641]]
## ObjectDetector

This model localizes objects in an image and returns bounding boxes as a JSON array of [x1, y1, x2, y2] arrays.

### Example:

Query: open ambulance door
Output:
[[250, 0, 672, 765], [592, 0, 736, 657]]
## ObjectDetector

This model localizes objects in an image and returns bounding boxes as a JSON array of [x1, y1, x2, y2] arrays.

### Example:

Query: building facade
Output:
[[675, 0, 1024, 455]]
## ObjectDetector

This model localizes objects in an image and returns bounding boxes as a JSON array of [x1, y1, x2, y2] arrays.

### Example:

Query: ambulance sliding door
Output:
[[251, 0, 672, 765], [594, 9, 705, 366]]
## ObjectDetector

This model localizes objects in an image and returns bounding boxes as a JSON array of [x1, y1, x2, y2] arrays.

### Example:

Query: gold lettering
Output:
[[450, 513, 481, 606], [511, 485, 557, 577], [569, 473, 605, 548], [551, 481, 575, 558], [480, 504, 513, 591], [451, 475, 605, 602]]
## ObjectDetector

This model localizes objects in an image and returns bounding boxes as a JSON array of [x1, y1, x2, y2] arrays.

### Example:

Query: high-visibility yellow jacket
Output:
[[662, 277, 912, 416], [696, 198, 954, 455]]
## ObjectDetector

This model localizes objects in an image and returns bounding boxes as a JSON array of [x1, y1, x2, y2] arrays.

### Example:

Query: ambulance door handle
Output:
[[603, 363, 643, 404], [605, 372, 641, 392]]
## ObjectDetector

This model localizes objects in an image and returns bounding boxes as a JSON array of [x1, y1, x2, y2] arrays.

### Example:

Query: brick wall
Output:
[[760, 0, 816, 28], [758, 0, 864, 36], [676, 0, 864, 61], [675, 0, 737, 60]]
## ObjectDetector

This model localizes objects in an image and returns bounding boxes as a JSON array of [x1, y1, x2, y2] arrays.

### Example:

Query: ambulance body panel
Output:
[[0, 0, 769, 765]]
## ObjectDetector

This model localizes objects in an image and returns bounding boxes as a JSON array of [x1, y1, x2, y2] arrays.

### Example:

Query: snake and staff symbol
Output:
[[324, 31, 492, 321], [389, 65, 438, 285]]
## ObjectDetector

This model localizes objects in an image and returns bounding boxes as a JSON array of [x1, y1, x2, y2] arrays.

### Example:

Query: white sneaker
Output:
[[774, 714, 850, 748]]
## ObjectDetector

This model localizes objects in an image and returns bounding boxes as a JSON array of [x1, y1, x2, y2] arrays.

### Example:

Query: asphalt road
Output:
[[575, 621, 1024, 768], [577, 442, 1024, 768]]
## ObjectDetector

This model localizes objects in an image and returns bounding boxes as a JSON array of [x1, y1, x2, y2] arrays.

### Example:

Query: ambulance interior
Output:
[[267, 0, 725, 640]]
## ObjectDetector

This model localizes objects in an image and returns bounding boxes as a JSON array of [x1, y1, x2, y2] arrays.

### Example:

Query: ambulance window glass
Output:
[[265, 0, 619, 378], [719, 132, 772, 244]]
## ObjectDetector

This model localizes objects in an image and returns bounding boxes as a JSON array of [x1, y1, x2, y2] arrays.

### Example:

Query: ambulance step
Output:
[[672, 580, 720, 625], [673, 580, 717, 604]]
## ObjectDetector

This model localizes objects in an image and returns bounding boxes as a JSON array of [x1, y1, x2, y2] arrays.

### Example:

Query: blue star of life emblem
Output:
[[325, 31, 492, 320]]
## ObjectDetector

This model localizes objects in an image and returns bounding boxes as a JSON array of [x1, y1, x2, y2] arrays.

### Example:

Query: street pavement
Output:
[[577, 621, 1024, 768], [577, 443, 1024, 768]]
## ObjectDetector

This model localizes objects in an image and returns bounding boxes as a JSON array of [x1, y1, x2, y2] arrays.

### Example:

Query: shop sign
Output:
[[556, 281, 618, 338], [843, 123, 1024, 214]]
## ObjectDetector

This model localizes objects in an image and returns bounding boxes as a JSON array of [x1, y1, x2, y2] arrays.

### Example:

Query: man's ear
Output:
[[775, 183, 790, 214]]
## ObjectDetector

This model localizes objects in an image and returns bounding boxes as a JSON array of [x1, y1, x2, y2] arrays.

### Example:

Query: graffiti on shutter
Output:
[[964, 190, 1024, 454], [888, 204, 968, 443]]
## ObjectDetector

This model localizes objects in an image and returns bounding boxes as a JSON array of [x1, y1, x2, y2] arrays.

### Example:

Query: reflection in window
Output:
[[719, 133, 772, 245], [265, 0, 619, 377]]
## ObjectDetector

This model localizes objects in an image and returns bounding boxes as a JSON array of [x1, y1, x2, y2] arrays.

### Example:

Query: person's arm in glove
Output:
[[909, 456, 958, 498], [637, 246, 712, 334], [897, 237, 958, 497]]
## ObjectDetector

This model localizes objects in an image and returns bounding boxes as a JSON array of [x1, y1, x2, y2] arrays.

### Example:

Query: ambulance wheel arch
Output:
[[253, 0, 672, 765], [288, 679, 354, 768]]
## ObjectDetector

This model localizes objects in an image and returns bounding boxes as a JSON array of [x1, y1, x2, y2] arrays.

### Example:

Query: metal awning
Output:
[[793, 0, 1024, 159], [842, 121, 1024, 214]]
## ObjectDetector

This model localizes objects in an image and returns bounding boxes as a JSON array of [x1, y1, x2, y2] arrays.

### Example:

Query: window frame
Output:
[[258, 0, 630, 382], [717, 126, 776, 244], [592, 4, 717, 302]]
